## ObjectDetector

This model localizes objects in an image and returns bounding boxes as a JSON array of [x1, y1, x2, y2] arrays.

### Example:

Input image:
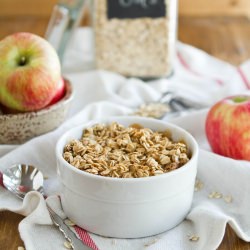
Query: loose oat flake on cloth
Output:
[[1, 28, 250, 250]]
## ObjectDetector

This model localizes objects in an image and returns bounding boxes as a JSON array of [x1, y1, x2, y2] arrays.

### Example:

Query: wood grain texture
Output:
[[178, 16, 250, 65], [1, 0, 250, 17], [0, 17, 49, 39], [219, 226, 250, 250], [0, 0, 57, 17], [179, 0, 250, 17], [0, 211, 24, 249]]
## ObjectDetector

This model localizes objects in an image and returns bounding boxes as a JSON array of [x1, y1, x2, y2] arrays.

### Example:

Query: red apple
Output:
[[48, 77, 66, 106], [205, 95, 250, 161], [0, 32, 62, 112]]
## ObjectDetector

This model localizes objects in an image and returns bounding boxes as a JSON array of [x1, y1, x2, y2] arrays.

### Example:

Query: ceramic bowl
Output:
[[56, 117, 198, 238], [0, 78, 73, 144]]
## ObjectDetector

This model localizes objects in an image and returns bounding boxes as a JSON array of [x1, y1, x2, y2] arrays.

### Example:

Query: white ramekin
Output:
[[56, 116, 198, 238]]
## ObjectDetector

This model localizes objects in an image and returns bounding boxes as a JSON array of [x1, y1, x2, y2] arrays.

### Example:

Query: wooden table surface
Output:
[[1, 15, 250, 250]]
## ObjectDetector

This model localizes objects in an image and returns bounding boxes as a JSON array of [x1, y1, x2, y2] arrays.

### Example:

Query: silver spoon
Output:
[[1, 163, 92, 250], [159, 91, 207, 112], [2, 163, 44, 200], [133, 91, 207, 119]]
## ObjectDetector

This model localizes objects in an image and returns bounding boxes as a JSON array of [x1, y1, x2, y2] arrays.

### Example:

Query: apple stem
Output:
[[19, 56, 27, 66], [232, 96, 248, 103]]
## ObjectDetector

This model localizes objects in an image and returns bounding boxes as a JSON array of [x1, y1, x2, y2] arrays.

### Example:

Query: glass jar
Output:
[[45, 0, 87, 62], [91, 0, 178, 79]]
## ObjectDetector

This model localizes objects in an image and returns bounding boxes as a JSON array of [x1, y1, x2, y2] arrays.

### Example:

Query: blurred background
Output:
[[0, 0, 250, 65]]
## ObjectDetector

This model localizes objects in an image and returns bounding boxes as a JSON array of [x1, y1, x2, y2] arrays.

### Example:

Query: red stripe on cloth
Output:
[[0, 172, 3, 187], [177, 51, 224, 86], [74, 226, 99, 250], [237, 67, 250, 89]]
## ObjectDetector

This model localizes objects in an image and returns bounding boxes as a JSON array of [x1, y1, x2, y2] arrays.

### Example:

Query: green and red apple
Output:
[[0, 32, 64, 112], [205, 95, 250, 161]]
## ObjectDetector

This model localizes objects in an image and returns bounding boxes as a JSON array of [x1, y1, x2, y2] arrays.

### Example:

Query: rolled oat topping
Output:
[[188, 234, 200, 242], [133, 103, 170, 119], [63, 122, 190, 178], [224, 195, 233, 203], [64, 241, 73, 249]]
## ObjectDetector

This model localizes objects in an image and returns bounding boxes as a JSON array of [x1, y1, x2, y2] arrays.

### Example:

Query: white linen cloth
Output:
[[1, 28, 250, 250]]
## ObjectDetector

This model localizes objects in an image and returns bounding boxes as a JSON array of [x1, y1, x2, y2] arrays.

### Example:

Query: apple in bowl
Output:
[[0, 32, 63, 112], [205, 95, 250, 161], [0, 32, 73, 144]]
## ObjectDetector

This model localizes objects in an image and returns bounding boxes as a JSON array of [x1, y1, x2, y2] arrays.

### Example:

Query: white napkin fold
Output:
[[1, 28, 250, 250]]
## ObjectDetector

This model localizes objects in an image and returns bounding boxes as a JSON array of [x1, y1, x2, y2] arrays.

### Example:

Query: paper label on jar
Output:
[[107, 0, 166, 19]]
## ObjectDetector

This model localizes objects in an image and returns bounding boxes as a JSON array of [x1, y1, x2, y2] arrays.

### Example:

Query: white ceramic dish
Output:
[[56, 117, 198, 238]]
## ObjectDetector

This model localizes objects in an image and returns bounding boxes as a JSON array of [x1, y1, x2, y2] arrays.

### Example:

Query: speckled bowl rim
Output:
[[0, 78, 73, 119]]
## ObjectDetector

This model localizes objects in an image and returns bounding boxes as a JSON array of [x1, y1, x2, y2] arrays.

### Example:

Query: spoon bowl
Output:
[[2, 163, 44, 199]]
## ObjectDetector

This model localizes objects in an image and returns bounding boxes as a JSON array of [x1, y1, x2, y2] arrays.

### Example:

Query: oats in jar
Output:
[[63, 122, 190, 178], [93, 0, 177, 78]]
